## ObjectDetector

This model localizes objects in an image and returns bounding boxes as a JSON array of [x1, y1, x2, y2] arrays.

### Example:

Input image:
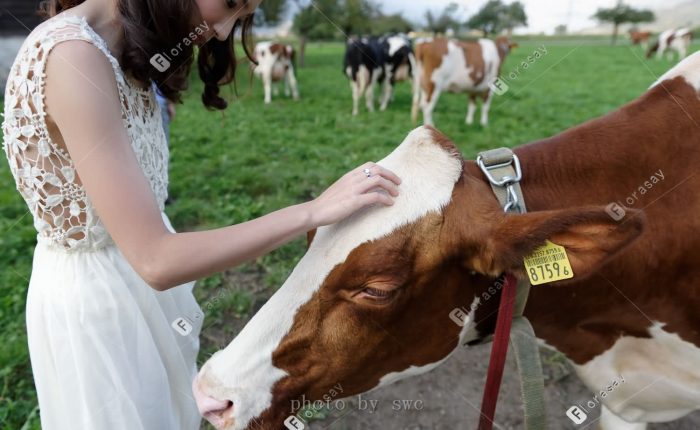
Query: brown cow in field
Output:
[[629, 30, 651, 49], [411, 36, 516, 127], [193, 51, 700, 430]]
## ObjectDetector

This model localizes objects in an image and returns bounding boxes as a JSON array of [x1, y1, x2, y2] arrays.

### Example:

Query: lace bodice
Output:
[[1, 14, 169, 253]]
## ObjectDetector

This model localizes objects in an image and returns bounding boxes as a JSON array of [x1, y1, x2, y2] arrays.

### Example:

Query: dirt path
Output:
[[308, 345, 700, 429]]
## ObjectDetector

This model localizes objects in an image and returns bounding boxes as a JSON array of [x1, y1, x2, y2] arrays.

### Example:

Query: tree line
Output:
[[258, 0, 658, 66], [258, 0, 529, 65]]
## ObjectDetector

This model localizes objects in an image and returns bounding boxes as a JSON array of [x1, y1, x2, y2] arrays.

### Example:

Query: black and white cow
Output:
[[343, 35, 415, 115], [377, 35, 416, 111]]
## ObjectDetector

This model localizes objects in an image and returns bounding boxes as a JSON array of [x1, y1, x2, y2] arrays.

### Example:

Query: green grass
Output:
[[0, 38, 697, 429]]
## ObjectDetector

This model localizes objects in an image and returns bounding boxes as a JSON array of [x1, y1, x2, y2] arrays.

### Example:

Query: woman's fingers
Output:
[[357, 162, 402, 185], [356, 189, 395, 208], [356, 175, 400, 197], [375, 165, 402, 186]]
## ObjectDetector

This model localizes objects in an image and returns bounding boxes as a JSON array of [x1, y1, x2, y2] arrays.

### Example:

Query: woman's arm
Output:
[[45, 41, 401, 291]]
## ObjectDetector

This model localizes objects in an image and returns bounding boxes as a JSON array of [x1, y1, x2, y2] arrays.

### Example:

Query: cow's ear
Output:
[[472, 207, 645, 283], [307, 228, 317, 249]]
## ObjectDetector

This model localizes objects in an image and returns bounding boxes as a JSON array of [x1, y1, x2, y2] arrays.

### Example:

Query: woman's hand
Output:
[[167, 101, 176, 120], [306, 162, 402, 228]]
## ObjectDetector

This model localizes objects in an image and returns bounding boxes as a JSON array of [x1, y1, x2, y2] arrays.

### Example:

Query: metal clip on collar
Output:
[[476, 148, 526, 214]]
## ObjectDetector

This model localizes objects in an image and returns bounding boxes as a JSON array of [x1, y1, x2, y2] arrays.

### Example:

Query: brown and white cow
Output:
[[193, 52, 700, 430], [252, 41, 299, 104], [646, 28, 694, 61], [412, 36, 516, 127], [629, 30, 651, 50]]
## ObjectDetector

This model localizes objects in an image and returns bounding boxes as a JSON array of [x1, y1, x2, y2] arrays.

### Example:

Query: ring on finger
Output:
[[363, 167, 372, 178]]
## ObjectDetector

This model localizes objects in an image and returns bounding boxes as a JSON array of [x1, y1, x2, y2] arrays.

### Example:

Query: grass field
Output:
[[1, 38, 697, 429]]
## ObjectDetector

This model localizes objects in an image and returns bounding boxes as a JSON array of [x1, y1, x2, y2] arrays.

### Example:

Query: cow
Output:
[[343, 36, 416, 115], [629, 29, 651, 50], [344, 37, 382, 116], [192, 52, 700, 430], [412, 36, 517, 127], [646, 28, 694, 61], [252, 41, 299, 104], [377, 35, 416, 112]]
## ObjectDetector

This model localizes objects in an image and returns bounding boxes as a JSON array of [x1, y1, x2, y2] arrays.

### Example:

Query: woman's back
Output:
[[2, 13, 170, 252]]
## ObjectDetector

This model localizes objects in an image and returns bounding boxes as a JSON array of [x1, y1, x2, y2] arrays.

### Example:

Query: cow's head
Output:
[[494, 36, 518, 59], [192, 126, 644, 429]]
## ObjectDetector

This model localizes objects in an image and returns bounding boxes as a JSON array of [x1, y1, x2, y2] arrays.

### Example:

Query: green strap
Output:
[[510, 317, 547, 429]]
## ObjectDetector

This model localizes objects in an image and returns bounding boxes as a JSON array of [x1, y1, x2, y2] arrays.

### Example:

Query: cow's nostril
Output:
[[192, 375, 234, 427], [203, 400, 234, 428]]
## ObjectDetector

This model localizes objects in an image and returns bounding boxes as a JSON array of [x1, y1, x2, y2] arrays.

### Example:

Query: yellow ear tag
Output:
[[523, 240, 574, 285]]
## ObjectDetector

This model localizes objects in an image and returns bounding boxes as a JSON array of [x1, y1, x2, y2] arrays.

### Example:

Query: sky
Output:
[[375, 0, 689, 34]]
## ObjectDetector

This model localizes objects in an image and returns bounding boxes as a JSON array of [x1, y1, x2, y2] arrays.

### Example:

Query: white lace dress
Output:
[[1, 14, 204, 430]]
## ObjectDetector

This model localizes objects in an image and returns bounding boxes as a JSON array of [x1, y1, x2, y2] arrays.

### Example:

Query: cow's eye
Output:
[[364, 287, 393, 298], [358, 284, 399, 303]]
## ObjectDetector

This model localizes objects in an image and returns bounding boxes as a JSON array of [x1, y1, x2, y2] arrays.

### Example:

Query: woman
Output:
[[0, 0, 402, 428]]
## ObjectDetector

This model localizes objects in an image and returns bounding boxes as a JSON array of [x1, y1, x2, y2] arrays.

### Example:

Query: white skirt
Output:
[[26, 212, 204, 430]]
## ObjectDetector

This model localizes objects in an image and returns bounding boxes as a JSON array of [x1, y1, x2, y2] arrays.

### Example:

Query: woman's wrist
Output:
[[294, 200, 318, 232]]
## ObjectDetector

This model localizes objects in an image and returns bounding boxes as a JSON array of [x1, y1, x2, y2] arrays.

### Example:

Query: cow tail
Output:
[[290, 47, 298, 72]]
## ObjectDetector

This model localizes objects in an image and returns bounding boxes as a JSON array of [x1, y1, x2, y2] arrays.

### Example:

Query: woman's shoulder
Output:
[[27, 13, 89, 45], [11, 13, 128, 93], [22, 13, 120, 68]]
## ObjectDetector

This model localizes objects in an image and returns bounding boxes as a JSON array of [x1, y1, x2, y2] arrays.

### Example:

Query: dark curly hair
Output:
[[39, 0, 255, 110]]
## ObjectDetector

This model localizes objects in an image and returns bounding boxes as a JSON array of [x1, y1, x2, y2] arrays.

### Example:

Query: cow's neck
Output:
[[514, 76, 696, 212], [471, 75, 700, 363]]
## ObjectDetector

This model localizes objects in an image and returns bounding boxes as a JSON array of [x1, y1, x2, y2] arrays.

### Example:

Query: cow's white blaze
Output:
[[652, 50, 700, 91], [574, 322, 700, 424], [198, 126, 463, 429]]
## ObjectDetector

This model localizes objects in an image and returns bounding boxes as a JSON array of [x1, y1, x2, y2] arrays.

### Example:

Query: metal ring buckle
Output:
[[476, 154, 522, 187], [503, 184, 522, 213], [477, 153, 524, 214]]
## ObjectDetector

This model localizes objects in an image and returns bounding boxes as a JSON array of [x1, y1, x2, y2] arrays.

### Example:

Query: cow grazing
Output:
[[193, 52, 700, 430], [252, 41, 299, 104], [646, 28, 694, 61], [629, 30, 651, 50], [343, 36, 416, 115], [412, 36, 517, 127]]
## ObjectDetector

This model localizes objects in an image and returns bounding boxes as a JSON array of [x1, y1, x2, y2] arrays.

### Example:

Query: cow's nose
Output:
[[192, 375, 234, 428]]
